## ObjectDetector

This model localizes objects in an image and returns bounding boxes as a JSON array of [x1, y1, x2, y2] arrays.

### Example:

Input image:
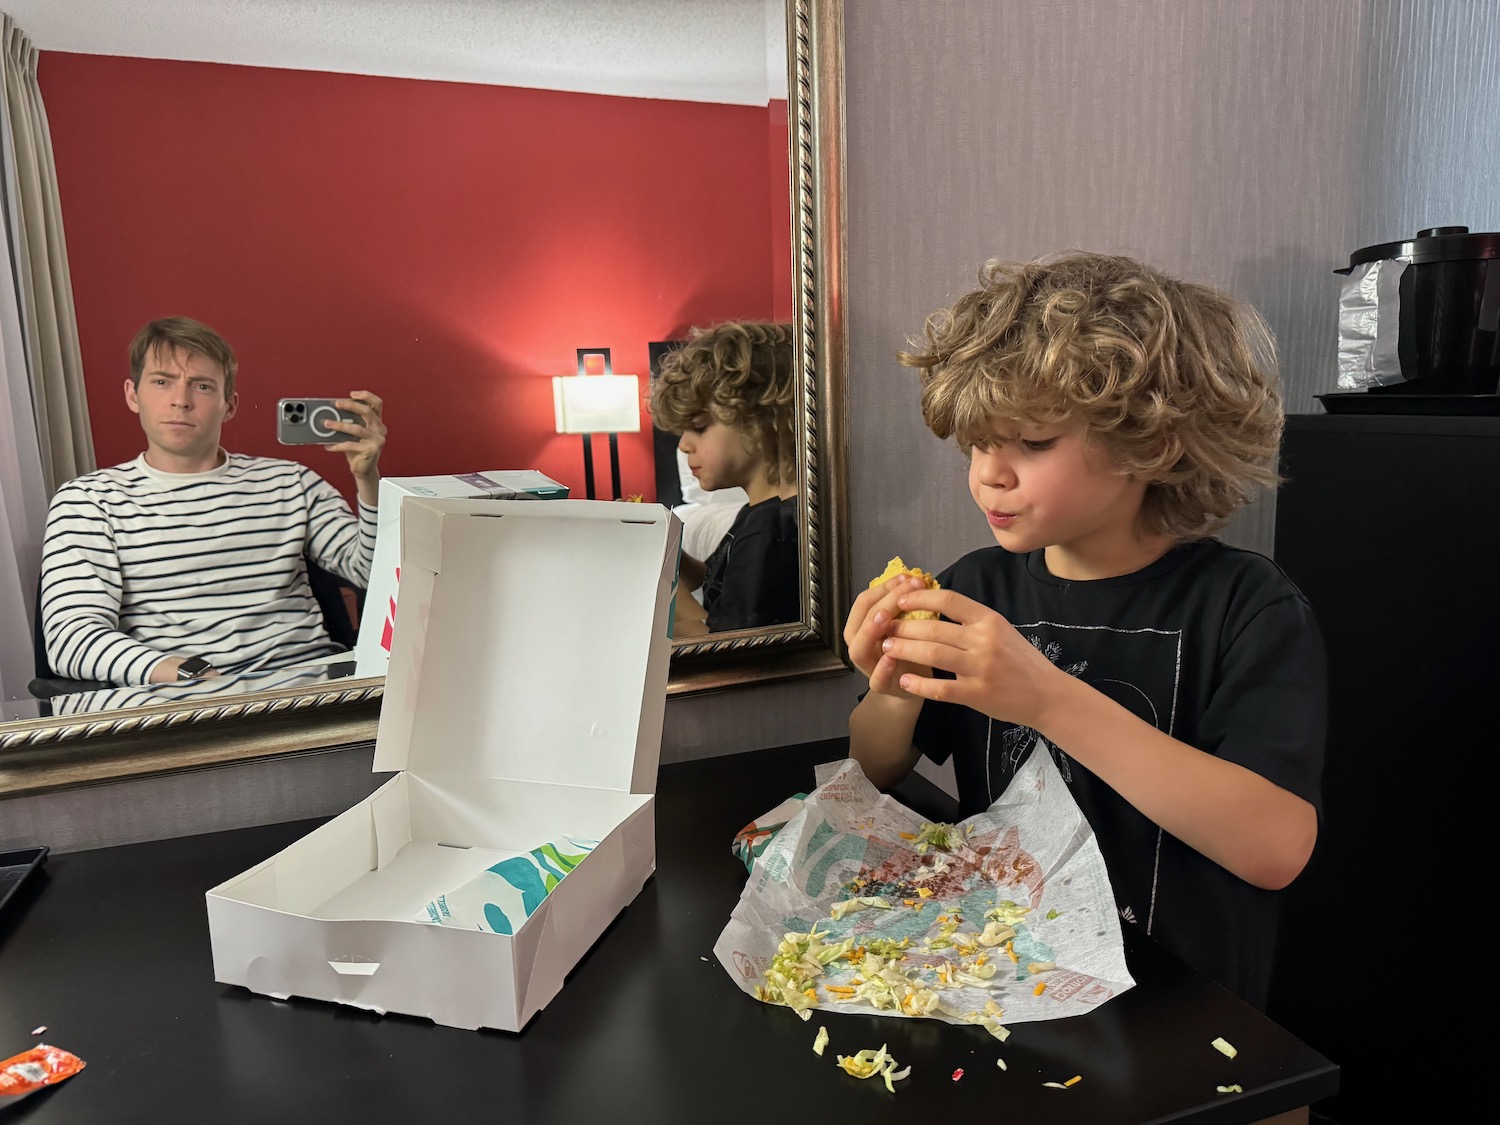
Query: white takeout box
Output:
[[353, 470, 570, 676], [207, 496, 680, 1032]]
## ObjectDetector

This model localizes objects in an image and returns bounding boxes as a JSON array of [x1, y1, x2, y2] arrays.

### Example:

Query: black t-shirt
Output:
[[699, 496, 799, 631], [911, 538, 1327, 1009]]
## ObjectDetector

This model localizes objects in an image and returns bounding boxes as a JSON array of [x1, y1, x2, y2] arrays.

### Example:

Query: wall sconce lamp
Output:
[[552, 347, 641, 500]]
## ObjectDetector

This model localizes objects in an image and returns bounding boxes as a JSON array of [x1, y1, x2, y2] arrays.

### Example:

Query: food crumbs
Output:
[[952, 1068, 964, 1081], [1211, 1036, 1238, 1059], [1063, 1075, 1082, 1087], [1033, 981, 1047, 996], [1216, 1084, 1244, 1095], [996, 1058, 1008, 1071], [813, 1026, 829, 1056], [1043, 1082, 1069, 1090], [29, 1026, 46, 1036]]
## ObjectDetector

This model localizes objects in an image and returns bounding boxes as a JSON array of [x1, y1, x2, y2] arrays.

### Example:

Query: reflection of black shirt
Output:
[[911, 539, 1327, 1010], [699, 496, 799, 632]]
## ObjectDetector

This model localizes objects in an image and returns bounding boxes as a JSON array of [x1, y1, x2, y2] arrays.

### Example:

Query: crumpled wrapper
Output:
[[714, 741, 1134, 1031]]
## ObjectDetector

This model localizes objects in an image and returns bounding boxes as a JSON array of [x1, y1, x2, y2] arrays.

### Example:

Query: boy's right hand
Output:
[[844, 574, 932, 700]]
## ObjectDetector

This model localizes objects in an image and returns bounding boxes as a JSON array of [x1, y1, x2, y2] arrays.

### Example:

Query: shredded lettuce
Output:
[[836, 1044, 911, 1093], [911, 822, 964, 853]]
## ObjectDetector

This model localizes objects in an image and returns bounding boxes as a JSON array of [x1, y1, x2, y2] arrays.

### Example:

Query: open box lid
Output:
[[373, 497, 680, 793]]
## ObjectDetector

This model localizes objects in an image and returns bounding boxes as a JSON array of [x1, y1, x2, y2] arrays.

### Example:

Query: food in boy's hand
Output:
[[869, 556, 941, 620]]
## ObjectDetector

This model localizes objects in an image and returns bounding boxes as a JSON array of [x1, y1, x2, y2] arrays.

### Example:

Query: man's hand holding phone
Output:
[[277, 391, 386, 504]]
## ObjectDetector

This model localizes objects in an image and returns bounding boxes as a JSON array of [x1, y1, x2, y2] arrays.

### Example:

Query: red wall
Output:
[[39, 53, 793, 503]]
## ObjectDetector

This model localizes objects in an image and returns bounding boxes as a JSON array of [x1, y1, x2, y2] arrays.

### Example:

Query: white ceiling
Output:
[[3, 0, 789, 105]]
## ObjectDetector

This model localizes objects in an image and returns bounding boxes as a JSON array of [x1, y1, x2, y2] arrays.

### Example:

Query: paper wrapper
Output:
[[714, 741, 1134, 1031]]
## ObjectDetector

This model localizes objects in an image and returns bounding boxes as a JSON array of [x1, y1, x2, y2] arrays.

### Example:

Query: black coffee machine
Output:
[[1322, 225, 1500, 414]]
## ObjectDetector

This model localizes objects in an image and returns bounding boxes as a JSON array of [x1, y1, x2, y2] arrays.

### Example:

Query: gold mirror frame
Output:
[[0, 0, 848, 798]]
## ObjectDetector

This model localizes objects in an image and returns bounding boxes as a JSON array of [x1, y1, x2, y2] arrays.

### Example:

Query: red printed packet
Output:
[[0, 1044, 86, 1105]]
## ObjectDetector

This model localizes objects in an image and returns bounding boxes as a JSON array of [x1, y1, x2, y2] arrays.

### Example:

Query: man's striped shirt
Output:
[[41, 453, 377, 686]]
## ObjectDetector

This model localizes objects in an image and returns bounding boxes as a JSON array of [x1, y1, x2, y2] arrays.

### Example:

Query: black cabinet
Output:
[[1269, 413, 1500, 1124]]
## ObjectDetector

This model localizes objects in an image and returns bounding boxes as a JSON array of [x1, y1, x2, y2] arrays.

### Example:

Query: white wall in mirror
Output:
[[2, 0, 788, 103]]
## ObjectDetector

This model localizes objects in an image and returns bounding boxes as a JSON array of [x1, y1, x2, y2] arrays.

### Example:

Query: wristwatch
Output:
[[177, 656, 214, 681]]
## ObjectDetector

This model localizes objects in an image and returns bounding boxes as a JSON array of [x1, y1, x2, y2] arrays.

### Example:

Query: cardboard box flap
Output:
[[354, 471, 568, 677], [373, 497, 678, 793]]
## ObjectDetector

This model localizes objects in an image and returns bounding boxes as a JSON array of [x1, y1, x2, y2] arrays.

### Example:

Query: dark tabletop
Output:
[[0, 740, 1336, 1124]]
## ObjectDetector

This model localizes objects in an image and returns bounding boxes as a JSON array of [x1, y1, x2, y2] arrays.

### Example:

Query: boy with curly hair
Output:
[[845, 253, 1326, 1010], [649, 320, 799, 635]]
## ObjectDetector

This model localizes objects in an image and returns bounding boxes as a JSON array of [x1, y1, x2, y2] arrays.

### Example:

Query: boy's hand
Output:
[[843, 573, 932, 700], [879, 587, 1070, 730]]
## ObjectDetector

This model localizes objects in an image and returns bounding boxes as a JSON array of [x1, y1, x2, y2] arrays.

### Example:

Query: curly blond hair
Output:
[[899, 253, 1283, 541], [649, 321, 797, 487]]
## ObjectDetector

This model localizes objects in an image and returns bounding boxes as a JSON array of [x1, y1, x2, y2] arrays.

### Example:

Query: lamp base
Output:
[[581, 433, 597, 500]]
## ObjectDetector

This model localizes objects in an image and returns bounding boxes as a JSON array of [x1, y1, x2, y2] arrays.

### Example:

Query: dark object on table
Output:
[[0, 846, 49, 918]]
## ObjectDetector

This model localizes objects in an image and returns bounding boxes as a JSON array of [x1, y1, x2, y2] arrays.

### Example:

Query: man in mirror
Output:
[[38, 317, 386, 687], [649, 320, 799, 637]]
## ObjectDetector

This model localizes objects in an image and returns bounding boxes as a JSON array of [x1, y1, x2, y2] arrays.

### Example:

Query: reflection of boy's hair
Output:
[[128, 316, 239, 397], [899, 252, 1283, 541], [649, 320, 797, 487]]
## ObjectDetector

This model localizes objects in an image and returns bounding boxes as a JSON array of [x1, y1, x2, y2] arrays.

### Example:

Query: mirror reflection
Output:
[[2, 1, 802, 725], [647, 321, 800, 636], [35, 317, 384, 695]]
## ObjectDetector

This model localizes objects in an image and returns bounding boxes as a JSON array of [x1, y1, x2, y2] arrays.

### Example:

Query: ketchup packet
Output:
[[0, 1044, 86, 1105]]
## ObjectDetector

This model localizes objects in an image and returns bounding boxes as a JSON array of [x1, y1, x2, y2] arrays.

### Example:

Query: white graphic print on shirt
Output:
[[986, 620, 1185, 933]]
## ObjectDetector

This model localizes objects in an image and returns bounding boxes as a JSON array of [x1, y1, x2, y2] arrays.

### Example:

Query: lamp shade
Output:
[[552, 374, 642, 435]]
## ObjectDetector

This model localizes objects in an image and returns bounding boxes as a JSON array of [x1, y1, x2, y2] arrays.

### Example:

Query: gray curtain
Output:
[[3, 13, 92, 493]]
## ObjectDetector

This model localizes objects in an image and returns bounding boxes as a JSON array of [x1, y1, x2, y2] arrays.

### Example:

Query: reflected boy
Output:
[[649, 321, 799, 636]]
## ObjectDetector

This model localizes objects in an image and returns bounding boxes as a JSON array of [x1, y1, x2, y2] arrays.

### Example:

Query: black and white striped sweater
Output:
[[41, 452, 377, 685]]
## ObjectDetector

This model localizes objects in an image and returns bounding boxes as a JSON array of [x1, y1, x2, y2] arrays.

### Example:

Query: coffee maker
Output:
[[1323, 225, 1500, 414]]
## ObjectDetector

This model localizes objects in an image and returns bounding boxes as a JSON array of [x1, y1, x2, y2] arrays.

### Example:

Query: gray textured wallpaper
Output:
[[847, 0, 1500, 576], [12, 0, 1500, 850]]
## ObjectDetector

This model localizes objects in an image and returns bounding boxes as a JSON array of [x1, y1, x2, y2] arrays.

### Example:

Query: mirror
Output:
[[0, 0, 848, 796]]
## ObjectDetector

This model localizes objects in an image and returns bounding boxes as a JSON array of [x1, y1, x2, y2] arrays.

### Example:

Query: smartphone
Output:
[[277, 398, 360, 445]]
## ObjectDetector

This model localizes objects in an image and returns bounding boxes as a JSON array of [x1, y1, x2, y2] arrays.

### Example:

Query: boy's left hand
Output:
[[880, 587, 1071, 731], [326, 390, 387, 481]]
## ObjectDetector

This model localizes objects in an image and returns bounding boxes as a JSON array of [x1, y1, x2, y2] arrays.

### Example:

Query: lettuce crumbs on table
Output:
[[836, 1044, 910, 1093]]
